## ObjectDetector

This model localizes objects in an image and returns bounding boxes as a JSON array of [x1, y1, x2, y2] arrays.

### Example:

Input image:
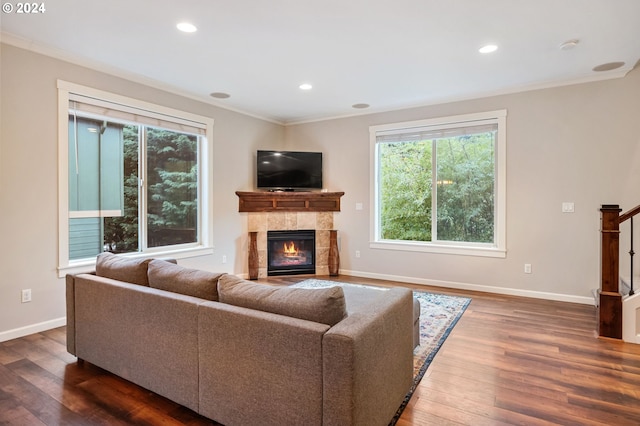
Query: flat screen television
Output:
[[257, 150, 322, 191]]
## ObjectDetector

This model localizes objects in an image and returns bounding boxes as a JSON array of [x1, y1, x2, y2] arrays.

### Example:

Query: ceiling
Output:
[[2, 0, 639, 124]]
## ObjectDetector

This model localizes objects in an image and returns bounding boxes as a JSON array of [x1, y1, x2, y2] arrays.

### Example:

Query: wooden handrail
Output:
[[619, 204, 640, 223]]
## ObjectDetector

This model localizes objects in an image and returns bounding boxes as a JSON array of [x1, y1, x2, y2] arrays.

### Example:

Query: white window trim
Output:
[[369, 110, 507, 258], [57, 80, 215, 277]]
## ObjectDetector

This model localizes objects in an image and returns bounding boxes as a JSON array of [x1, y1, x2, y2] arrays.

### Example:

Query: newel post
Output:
[[599, 204, 623, 339]]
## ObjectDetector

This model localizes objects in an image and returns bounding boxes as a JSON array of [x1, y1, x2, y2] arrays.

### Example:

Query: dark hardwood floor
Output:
[[2, 275, 640, 425]]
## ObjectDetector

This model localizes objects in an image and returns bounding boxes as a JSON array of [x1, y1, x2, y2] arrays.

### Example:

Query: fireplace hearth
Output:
[[267, 230, 316, 276]]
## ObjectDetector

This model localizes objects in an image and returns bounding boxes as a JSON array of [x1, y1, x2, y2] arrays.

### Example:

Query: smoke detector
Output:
[[559, 39, 579, 50]]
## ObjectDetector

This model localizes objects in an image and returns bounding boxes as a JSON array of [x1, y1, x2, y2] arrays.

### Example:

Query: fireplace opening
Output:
[[267, 230, 316, 276]]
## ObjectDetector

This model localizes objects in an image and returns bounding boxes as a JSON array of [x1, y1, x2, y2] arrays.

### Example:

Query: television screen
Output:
[[257, 150, 322, 190]]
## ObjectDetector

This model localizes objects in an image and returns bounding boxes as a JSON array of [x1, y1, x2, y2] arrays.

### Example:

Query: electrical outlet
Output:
[[355, 250, 361, 258], [21, 289, 32, 303], [524, 264, 532, 274]]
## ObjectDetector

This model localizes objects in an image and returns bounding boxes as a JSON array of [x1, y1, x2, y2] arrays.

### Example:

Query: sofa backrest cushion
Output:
[[217, 274, 347, 326], [95, 252, 151, 286], [148, 259, 224, 301]]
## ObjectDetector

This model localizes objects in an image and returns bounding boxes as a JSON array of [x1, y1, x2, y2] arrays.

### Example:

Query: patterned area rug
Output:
[[293, 279, 471, 425]]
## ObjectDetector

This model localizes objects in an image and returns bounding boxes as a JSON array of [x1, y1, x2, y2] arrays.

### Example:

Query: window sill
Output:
[[370, 241, 506, 258], [57, 246, 215, 278]]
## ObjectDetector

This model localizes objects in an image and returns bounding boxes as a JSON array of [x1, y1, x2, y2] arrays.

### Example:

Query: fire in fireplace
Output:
[[267, 230, 316, 276]]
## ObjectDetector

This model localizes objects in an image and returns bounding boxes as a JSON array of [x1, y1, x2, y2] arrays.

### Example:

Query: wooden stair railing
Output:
[[619, 204, 640, 223], [599, 204, 640, 339]]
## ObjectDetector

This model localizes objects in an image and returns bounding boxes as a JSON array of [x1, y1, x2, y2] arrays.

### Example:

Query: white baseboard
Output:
[[339, 269, 594, 305], [0, 317, 67, 343], [0, 270, 592, 344]]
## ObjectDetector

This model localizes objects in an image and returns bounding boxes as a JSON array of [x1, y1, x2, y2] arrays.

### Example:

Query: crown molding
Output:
[[2, 32, 632, 128], [0, 32, 284, 125], [284, 68, 632, 126]]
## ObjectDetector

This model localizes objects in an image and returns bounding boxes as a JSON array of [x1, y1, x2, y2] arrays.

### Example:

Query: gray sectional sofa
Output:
[[65, 253, 415, 426]]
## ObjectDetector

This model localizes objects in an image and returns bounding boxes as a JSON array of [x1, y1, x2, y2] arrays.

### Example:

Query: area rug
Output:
[[293, 279, 471, 425]]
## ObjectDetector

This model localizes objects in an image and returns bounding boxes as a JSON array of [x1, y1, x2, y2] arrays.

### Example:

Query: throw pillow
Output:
[[95, 252, 152, 286], [217, 274, 347, 326], [148, 259, 224, 301]]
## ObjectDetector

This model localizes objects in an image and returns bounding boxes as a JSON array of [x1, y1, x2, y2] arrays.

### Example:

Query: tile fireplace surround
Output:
[[247, 212, 335, 278]]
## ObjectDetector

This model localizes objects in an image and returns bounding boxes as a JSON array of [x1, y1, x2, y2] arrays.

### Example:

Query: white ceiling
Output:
[[2, 0, 639, 124]]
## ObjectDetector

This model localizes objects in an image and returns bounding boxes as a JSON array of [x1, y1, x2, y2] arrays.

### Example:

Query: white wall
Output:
[[285, 67, 640, 303], [0, 44, 283, 341]]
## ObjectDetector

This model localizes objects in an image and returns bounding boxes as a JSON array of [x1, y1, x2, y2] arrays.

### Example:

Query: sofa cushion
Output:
[[148, 259, 223, 301], [95, 252, 151, 286], [218, 275, 347, 326]]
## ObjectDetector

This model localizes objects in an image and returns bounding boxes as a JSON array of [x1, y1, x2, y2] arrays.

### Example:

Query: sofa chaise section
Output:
[[198, 301, 330, 426], [200, 278, 413, 426], [322, 287, 414, 426]]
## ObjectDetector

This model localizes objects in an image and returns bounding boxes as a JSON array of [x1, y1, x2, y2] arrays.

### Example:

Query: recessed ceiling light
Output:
[[299, 83, 313, 90], [210, 92, 230, 99], [479, 44, 498, 54], [352, 103, 370, 109], [592, 62, 625, 72], [177, 22, 197, 33]]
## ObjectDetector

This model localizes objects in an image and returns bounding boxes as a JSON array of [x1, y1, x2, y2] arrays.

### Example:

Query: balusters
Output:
[[630, 217, 635, 296]]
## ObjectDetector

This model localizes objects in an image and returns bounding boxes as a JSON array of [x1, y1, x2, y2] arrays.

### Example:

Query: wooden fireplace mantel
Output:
[[236, 191, 344, 212]]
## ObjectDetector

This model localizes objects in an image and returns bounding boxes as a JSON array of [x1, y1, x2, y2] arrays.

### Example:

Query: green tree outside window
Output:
[[377, 126, 496, 245]]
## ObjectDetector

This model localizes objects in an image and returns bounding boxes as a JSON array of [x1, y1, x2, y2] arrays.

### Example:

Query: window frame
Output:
[[370, 110, 507, 258], [57, 80, 215, 277]]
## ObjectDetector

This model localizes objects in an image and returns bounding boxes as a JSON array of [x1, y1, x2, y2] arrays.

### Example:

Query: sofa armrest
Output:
[[65, 274, 76, 356], [66, 271, 99, 356], [322, 287, 414, 426]]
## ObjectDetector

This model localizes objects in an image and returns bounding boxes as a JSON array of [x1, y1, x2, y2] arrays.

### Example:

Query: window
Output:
[[370, 110, 506, 257], [58, 81, 214, 274]]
